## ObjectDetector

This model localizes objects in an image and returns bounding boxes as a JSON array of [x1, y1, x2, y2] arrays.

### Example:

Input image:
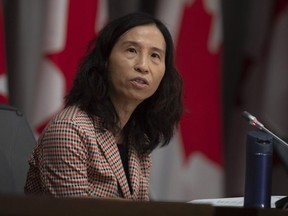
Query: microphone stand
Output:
[[242, 111, 288, 148]]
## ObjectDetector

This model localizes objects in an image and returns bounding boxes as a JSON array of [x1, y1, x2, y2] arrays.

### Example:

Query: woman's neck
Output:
[[113, 104, 135, 144], [115, 103, 135, 129], [111, 97, 140, 129], [110, 96, 141, 144]]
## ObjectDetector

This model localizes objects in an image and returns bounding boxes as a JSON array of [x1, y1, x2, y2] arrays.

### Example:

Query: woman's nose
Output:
[[134, 54, 149, 73]]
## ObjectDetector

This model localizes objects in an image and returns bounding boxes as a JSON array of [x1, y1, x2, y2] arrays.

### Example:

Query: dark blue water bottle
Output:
[[244, 131, 273, 208]]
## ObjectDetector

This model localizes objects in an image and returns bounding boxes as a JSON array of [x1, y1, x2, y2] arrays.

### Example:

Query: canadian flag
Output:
[[0, 0, 8, 104], [150, 0, 223, 201], [31, 0, 108, 134]]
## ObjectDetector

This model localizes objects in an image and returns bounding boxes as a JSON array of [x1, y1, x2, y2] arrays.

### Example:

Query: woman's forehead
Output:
[[115, 24, 166, 52]]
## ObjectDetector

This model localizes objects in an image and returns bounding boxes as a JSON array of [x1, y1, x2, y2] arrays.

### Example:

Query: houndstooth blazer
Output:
[[25, 105, 151, 200]]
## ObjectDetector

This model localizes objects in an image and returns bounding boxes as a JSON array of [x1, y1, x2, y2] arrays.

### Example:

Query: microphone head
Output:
[[242, 111, 255, 122], [242, 111, 264, 129], [242, 111, 250, 119]]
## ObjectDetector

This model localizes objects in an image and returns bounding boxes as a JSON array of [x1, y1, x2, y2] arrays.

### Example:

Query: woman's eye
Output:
[[127, 48, 136, 53], [151, 53, 160, 59]]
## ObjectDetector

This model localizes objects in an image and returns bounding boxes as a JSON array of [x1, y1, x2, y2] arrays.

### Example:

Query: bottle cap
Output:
[[247, 131, 273, 154]]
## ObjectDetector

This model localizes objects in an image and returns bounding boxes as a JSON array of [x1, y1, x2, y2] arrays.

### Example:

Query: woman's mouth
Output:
[[130, 77, 149, 88]]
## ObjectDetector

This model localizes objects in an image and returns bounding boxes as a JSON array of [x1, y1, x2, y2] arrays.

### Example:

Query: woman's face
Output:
[[108, 24, 166, 106]]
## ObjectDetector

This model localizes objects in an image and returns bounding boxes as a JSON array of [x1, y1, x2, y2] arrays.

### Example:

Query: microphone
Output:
[[242, 111, 288, 209], [242, 111, 288, 149]]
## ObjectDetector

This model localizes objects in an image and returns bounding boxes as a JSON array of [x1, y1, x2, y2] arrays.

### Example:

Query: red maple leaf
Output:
[[36, 0, 99, 133], [176, 0, 223, 165]]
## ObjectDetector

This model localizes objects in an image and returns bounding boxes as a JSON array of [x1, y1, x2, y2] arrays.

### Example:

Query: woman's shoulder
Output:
[[53, 105, 103, 129], [55, 105, 88, 121]]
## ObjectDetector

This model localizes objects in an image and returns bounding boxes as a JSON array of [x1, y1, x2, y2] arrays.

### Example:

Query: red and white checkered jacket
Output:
[[25, 105, 151, 200]]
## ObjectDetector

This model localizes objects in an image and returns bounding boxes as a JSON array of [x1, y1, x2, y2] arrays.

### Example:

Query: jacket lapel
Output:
[[128, 146, 140, 199], [95, 128, 132, 199]]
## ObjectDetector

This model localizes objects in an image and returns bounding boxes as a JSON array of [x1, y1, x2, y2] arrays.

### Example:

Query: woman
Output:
[[25, 12, 183, 200]]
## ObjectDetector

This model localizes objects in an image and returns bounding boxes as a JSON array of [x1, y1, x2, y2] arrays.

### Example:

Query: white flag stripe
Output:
[[156, 0, 188, 40], [171, 153, 223, 200], [204, 0, 222, 53], [0, 74, 7, 96], [43, 0, 68, 52], [32, 59, 65, 127], [31, 1, 69, 130], [151, 132, 223, 201], [95, 0, 108, 32], [150, 130, 185, 200]]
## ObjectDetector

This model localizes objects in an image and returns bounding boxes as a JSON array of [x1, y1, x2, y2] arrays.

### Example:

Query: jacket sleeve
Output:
[[39, 119, 91, 197]]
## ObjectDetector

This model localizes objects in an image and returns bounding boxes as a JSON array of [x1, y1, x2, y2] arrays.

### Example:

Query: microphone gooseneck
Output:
[[242, 111, 288, 148]]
